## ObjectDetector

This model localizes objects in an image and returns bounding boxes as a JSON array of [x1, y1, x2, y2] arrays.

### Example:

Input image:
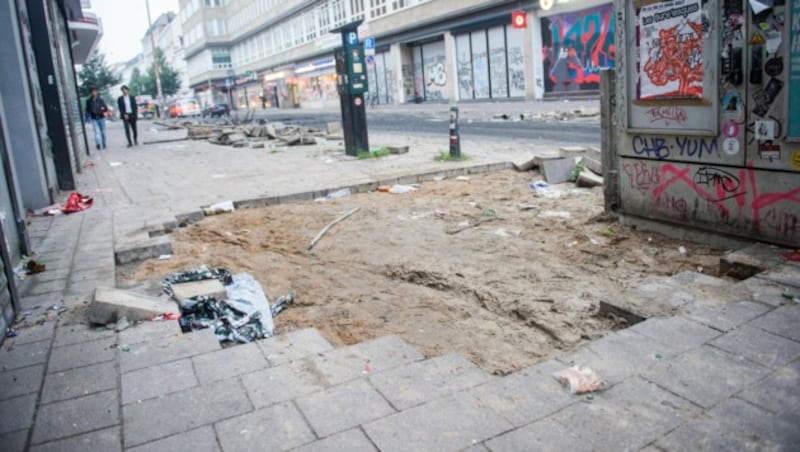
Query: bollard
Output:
[[449, 105, 461, 159]]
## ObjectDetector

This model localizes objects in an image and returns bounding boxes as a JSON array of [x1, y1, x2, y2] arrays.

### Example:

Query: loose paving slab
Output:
[[119, 328, 220, 373], [0, 394, 37, 435], [257, 328, 333, 366], [313, 335, 424, 386], [31, 390, 119, 445], [29, 426, 121, 452], [748, 304, 800, 342], [296, 379, 395, 437], [292, 428, 377, 452], [710, 324, 800, 368], [629, 316, 721, 352], [122, 358, 198, 404], [0, 364, 45, 401], [241, 357, 329, 409], [214, 402, 315, 452], [642, 345, 769, 409], [87, 286, 178, 324], [129, 426, 220, 452], [192, 342, 268, 384], [738, 361, 800, 416], [8, 323, 55, 346], [683, 300, 771, 332], [369, 353, 493, 410], [123, 378, 251, 447], [738, 277, 796, 306], [47, 337, 117, 373], [41, 360, 117, 403], [52, 323, 116, 348], [0, 340, 50, 371], [0, 429, 29, 452], [363, 393, 512, 451], [486, 418, 595, 452]]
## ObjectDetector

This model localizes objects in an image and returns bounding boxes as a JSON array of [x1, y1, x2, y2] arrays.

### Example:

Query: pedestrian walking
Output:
[[117, 85, 138, 147], [84, 86, 108, 150]]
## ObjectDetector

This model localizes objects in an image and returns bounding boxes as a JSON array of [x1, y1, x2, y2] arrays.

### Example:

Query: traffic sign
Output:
[[364, 37, 375, 49], [511, 11, 527, 29], [366, 55, 375, 65], [347, 32, 358, 45]]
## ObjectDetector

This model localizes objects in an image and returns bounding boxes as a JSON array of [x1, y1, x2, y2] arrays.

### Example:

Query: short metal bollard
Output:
[[449, 105, 461, 159]]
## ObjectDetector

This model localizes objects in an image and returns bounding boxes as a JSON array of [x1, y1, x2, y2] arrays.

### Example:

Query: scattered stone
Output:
[[577, 170, 604, 188], [541, 158, 576, 184], [580, 155, 603, 175], [559, 146, 588, 159], [170, 279, 227, 301], [115, 316, 131, 332], [512, 155, 538, 172], [88, 287, 178, 324], [387, 146, 409, 155], [326, 121, 342, 134], [251, 142, 265, 149]]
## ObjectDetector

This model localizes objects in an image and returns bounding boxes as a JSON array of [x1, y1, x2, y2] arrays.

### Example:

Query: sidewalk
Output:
[[1, 117, 798, 451]]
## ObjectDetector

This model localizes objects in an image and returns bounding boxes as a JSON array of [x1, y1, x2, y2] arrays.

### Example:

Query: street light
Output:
[[145, 0, 164, 117]]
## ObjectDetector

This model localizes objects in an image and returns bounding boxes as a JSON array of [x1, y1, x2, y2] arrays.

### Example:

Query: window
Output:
[[206, 19, 225, 36], [305, 9, 317, 41], [351, 0, 364, 20], [317, 4, 330, 34], [369, 0, 387, 18], [211, 48, 231, 69], [204, 0, 223, 6], [293, 17, 305, 46], [331, 0, 347, 27]]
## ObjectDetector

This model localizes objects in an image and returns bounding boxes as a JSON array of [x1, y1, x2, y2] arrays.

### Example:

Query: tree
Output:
[[128, 68, 147, 96], [77, 52, 120, 99], [141, 48, 182, 97]]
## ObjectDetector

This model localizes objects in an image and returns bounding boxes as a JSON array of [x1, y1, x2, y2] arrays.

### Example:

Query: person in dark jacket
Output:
[[84, 86, 108, 149], [117, 85, 138, 147]]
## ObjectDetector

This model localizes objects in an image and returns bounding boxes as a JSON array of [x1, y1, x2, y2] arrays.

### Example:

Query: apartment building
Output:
[[180, 0, 614, 108]]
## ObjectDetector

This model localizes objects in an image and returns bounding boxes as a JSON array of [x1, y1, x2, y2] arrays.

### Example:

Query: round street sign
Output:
[[354, 97, 362, 106], [515, 14, 525, 27], [540, 0, 554, 10]]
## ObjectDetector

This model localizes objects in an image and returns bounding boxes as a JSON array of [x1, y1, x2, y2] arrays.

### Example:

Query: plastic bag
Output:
[[553, 366, 606, 394]]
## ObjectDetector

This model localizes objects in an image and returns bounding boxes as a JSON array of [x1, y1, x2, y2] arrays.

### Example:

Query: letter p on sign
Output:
[[512, 11, 527, 29]]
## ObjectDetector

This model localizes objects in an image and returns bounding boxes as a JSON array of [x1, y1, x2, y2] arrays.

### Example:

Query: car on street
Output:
[[168, 98, 202, 118], [137, 101, 157, 119], [202, 103, 230, 118]]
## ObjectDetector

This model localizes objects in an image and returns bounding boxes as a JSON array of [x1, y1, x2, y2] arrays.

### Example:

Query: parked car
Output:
[[175, 99, 201, 117], [137, 101, 157, 119], [202, 103, 230, 118]]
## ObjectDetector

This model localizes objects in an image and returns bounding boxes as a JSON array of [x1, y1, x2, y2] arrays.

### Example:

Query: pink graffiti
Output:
[[764, 210, 800, 237], [622, 161, 661, 195], [645, 106, 688, 125]]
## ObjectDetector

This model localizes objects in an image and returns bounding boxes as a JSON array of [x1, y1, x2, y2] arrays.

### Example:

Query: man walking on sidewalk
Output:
[[84, 86, 107, 150], [117, 85, 138, 147]]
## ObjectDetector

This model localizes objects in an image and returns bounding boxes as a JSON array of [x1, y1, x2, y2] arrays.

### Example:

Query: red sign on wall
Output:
[[511, 11, 527, 29]]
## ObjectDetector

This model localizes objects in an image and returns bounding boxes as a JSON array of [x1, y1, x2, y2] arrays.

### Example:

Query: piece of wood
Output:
[[307, 207, 361, 251], [446, 216, 500, 235], [142, 136, 189, 145]]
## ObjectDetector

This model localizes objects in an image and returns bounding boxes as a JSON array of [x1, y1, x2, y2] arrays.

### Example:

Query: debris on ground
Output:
[[202, 200, 235, 216], [541, 157, 576, 184], [88, 287, 179, 325], [26, 260, 46, 275], [553, 366, 606, 394], [47, 192, 93, 215], [388, 184, 419, 194], [6, 328, 17, 338], [315, 188, 351, 202], [529, 181, 562, 199], [160, 117, 328, 148], [782, 251, 800, 262], [308, 207, 361, 251]]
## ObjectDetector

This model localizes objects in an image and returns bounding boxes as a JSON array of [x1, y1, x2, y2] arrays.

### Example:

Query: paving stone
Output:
[[470, 367, 574, 427], [683, 300, 771, 332], [0, 364, 45, 400], [41, 360, 117, 404], [193, 342, 268, 385], [370, 353, 493, 410], [314, 335, 424, 386], [118, 319, 182, 346], [120, 328, 220, 373], [48, 337, 117, 373], [242, 357, 329, 409], [462, 444, 490, 452], [557, 329, 679, 384], [129, 426, 219, 452], [291, 428, 376, 452], [0, 394, 37, 434], [756, 264, 800, 288], [748, 304, 800, 342], [363, 393, 512, 451], [485, 418, 594, 452], [29, 426, 121, 452], [629, 316, 721, 352], [297, 379, 395, 437], [26, 278, 68, 296], [0, 340, 49, 371], [123, 379, 251, 447], [67, 267, 115, 284], [87, 287, 177, 324], [657, 398, 798, 451], [122, 358, 197, 404], [170, 279, 226, 301], [114, 235, 172, 265], [738, 277, 795, 307], [215, 402, 315, 452], [738, 361, 800, 416], [710, 325, 800, 368], [31, 390, 119, 445], [518, 358, 568, 376], [720, 243, 788, 279], [53, 323, 116, 348], [9, 322, 56, 346], [0, 429, 28, 452], [642, 345, 769, 408], [257, 328, 333, 366]]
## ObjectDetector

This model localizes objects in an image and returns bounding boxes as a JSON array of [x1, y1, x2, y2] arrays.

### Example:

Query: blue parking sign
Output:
[[347, 32, 358, 45], [364, 37, 375, 49]]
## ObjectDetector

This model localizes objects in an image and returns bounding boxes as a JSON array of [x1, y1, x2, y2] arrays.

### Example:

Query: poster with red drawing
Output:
[[638, 0, 704, 100]]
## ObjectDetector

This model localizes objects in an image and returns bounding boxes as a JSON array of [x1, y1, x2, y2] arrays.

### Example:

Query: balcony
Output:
[[68, 10, 103, 63]]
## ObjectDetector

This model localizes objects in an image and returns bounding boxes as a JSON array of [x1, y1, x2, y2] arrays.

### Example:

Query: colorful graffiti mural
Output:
[[541, 3, 616, 94]]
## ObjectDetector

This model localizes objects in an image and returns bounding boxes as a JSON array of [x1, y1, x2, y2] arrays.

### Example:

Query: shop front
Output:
[[409, 38, 449, 101], [294, 57, 339, 109], [366, 49, 393, 105]]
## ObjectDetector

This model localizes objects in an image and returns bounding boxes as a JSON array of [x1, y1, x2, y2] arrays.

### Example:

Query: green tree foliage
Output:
[[140, 48, 182, 97], [77, 52, 121, 98], [128, 68, 147, 96]]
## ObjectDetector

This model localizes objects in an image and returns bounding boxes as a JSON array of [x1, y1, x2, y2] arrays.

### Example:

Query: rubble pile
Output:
[[161, 118, 331, 148]]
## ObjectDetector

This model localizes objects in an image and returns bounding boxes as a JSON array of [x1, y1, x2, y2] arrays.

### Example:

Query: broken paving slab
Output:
[[577, 170, 603, 188], [540, 158, 577, 184], [170, 279, 227, 301], [115, 235, 173, 265], [580, 155, 603, 175], [88, 287, 178, 324], [720, 243, 798, 279]]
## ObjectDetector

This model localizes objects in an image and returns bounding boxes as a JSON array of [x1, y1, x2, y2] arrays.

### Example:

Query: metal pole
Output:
[[145, 0, 164, 116], [449, 105, 460, 158]]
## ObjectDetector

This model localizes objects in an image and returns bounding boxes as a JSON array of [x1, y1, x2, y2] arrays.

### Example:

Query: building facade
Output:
[[179, 0, 615, 108]]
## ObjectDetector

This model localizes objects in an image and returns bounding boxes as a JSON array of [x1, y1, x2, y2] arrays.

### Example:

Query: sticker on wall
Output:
[[753, 78, 784, 117], [750, 32, 766, 45], [722, 91, 744, 119], [765, 32, 782, 54], [764, 57, 784, 77], [722, 138, 741, 155], [791, 151, 800, 169], [755, 120, 777, 140], [758, 143, 781, 161], [723, 120, 740, 138]]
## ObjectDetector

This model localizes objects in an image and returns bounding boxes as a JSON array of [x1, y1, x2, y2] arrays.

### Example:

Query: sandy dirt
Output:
[[120, 171, 725, 375]]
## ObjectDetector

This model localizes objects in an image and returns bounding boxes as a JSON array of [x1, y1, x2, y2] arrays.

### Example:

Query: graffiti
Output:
[[645, 106, 688, 125], [508, 47, 525, 95], [659, 195, 689, 220], [541, 3, 615, 93], [639, 0, 704, 100], [490, 47, 508, 97], [622, 161, 661, 195], [675, 136, 718, 159], [764, 210, 800, 237], [692, 167, 743, 200], [457, 56, 473, 99], [401, 65, 414, 101], [632, 135, 670, 159], [426, 62, 446, 87]]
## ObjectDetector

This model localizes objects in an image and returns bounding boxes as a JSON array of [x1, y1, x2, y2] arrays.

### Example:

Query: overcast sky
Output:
[[90, 0, 180, 64]]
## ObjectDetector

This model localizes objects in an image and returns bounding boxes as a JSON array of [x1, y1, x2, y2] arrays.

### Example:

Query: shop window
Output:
[[506, 26, 525, 97], [488, 26, 507, 98], [471, 30, 489, 99], [456, 34, 472, 100]]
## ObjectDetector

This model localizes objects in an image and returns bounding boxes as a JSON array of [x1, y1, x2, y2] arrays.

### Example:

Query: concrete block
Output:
[[580, 155, 603, 175], [364, 393, 512, 451], [216, 402, 314, 452], [683, 300, 771, 332], [641, 345, 769, 408], [293, 429, 377, 452], [576, 170, 603, 187], [541, 157, 576, 184], [114, 235, 173, 264], [169, 279, 226, 301], [127, 426, 219, 452], [123, 379, 251, 448], [748, 304, 800, 342], [257, 328, 333, 367], [0, 394, 37, 434], [122, 359, 197, 405], [192, 342, 268, 384], [710, 325, 800, 368], [29, 426, 120, 452], [120, 328, 220, 373], [0, 364, 44, 401], [326, 121, 342, 134], [1, 341, 50, 371], [241, 357, 329, 408], [512, 154, 538, 172], [487, 418, 594, 452], [629, 316, 721, 352], [88, 287, 178, 324], [297, 379, 395, 437], [0, 430, 27, 452], [48, 337, 117, 374], [559, 146, 589, 158], [314, 335, 424, 386], [53, 323, 116, 348], [370, 353, 493, 410], [42, 361, 117, 404], [738, 361, 800, 415], [31, 390, 119, 445], [387, 145, 409, 155], [175, 211, 204, 226]]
